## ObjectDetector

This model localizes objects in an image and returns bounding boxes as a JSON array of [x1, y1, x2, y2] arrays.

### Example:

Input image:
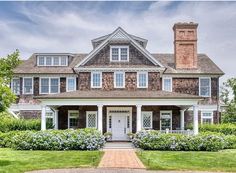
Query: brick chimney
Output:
[[173, 22, 198, 69]]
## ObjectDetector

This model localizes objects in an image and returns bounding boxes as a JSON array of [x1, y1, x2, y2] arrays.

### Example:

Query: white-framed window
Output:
[[160, 111, 172, 130], [199, 77, 211, 97], [11, 78, 20, 95], [67, 77, 76, 92], [201, 111, 213, 124], [86, 111, 97, 128], [162, 77, 172, 92], [40, 77, 60, 94], [23, 77, 33, 94], [91, 72, 102, 88], [110, 46, 129, 62], [137, 72, 148, 88], [46, 111, 54, 129], [114, 71, 125, 88], [141, 111, 153, 129], [37, 56, 68, 66], [68, 110, 79, 129]]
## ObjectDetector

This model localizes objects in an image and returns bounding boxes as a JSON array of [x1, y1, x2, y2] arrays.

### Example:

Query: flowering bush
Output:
[[0, 131, 28, 148], [132, 130, 235, 151], [12, 128, 105, 150]]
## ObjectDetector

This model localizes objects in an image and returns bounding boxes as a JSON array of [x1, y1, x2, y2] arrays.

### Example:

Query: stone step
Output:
[[102, 142, 134, 149]]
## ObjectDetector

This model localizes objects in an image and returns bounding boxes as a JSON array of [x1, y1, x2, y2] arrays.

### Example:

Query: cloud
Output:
[[0, 1, 235, 84]]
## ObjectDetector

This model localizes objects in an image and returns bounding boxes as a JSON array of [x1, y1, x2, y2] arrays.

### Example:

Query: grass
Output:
[[137, 149, 236, 172], [0, 148, 103, 173]]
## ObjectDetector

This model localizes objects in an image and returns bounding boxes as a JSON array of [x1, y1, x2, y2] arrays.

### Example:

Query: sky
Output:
[[0, 1, 236, 85]]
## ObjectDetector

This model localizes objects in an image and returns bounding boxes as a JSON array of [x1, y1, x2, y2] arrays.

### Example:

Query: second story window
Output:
[[67, 77, 76, 92], [162, 77, 172, 92], [91, 72, 102, 88], [199, 77, 211, 97], [137, 72, 148, 88], [23, 77, 33, 94], [37, 56, 68, 66], [114, 72, 125, 88], [11, 78, 20, 95], [40, 77, 60, 94], [110, 46, 129, 62]]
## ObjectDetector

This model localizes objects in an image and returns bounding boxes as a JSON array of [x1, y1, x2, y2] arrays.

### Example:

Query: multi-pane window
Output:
[[37, 56, 68, 66], [138, 72, 148, 88], [61, 56, 67, 66], [40, 78, 60, 94], [11, 78, 20, 95], [141, 112, 153, 129], [114, 72, 125, 88], [201, 112, 213, 124], [91, 72, 102, 88], [68, 111, 79, 129], [199, 77, 211, 97], [23, 77, 33, 94], [53, 56, 60, 66], [38, 56, 45, 65], [163, 77, 172, 92], [46, 112, 54, 129], [110, 46, 129, 61], [160, 111, 172, 130], [46, 57, 52, 66], [86, 111, 97, 128], [67, 77, 76, 92]]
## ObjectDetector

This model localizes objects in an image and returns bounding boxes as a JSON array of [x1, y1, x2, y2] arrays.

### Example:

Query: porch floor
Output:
[[102, 142, 134, 150]]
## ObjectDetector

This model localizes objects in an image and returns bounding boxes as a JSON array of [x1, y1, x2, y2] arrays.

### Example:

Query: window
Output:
[[38, 56, 45, 66], [201, 111, 213, 124], [86, 111, 97, 128], [162, 77, 172, 92], [199, 77, 211, 97], [40, 78, 60, 94], [11, 78, 20, 95], [46, 111, 54, 129], [137, 72, 148, 88], [114, 72, 125, 88], [23, 77, 33, 94], [46, 57, 52, 66], [37, 56, 68, 66], [91, 72, 102, 88], [141, 111, 153, 129], [68, 111, 79, 129], [67, 77, 76, 92], [61, 56, 67, 66], [160, 111, 172, 130], [53, 56, 60, 66], [110, 46, 129, 61]]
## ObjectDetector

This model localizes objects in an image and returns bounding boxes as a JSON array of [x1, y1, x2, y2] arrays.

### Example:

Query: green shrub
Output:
[[0, 131, 28, 147], [199, 123, 236, 135], [12, 129, 105, 150]]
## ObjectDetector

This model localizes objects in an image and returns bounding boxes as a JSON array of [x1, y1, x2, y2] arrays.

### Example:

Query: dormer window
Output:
[[37, 56, 68, 66], [110, 46, 129, 62]]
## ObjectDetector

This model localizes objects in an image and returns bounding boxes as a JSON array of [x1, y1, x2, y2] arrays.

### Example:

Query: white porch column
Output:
[[54, 110, 59, 130], [136, 104, 142, 132], [193, 105, 199, 135], [180, 110, 185, 130], [97, 104, 103, 133], [41, 105, 46, 130]]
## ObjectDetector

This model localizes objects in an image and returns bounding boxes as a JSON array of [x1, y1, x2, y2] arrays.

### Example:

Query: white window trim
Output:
[[66, 77, 76, 92], [39, 77, 60, 94], [137, 71, 148, 88], [91, 72, 102, 88], [199, 77, 211, 97], [46, 111, 55, 129], [11, 78, 20, 95], [86, 111, 98, 128], [201, 111, 213, 124], [110, 45, 129, 62], [23, 77, 34, 95], [37, 56, 68, 66], [141, 111, 153, 129], [114, 71, 125, 88], [68, 110, 79, 129], [160, 110, 172, 130], [162, 77, 172, 92]]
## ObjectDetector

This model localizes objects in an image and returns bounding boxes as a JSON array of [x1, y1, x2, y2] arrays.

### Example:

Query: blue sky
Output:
[[0, 1, 236, 84]]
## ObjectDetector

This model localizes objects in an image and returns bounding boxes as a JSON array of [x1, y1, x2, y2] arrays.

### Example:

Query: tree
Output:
[[0, 50, 21, 112], [221, 78, 236, 123]]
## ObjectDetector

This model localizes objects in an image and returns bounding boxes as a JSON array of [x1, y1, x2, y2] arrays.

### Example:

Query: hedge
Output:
[[11, 129, 105, 150], [132, 130, 236, 151], [199, 123, 236, 135]]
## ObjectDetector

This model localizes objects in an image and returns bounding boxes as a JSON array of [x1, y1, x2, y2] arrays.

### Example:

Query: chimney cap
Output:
[[173, 22, 198, 30]]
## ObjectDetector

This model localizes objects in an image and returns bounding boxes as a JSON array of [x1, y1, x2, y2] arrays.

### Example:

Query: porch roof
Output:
[[35, 90, 202, 100]]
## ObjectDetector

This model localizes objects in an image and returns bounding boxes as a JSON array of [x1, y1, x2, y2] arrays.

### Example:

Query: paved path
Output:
[[98, 149, 145, 169]]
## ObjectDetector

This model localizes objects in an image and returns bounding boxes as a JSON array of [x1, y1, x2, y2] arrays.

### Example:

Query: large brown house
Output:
[[10, 22, 224, 140]]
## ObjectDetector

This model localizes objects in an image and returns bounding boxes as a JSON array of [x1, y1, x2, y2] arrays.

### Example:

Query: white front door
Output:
[[112, 115, 127, 140]]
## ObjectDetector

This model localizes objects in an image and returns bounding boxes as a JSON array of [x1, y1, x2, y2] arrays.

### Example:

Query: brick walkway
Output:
[[98, 149, 145, 169]]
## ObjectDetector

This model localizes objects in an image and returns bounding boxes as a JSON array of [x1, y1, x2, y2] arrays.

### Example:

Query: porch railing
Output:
[[160, 129, 194, 135]]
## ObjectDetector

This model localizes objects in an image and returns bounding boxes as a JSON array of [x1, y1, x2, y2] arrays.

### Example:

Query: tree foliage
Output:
[[0, 50, 21, 112]]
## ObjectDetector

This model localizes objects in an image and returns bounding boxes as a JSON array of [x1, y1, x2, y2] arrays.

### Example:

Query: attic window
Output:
[[110, 46, 129, 62], [37, 56, 68, 66]]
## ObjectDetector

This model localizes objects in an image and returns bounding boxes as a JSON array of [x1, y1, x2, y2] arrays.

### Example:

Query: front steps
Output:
[[102, 142, 135, 150]]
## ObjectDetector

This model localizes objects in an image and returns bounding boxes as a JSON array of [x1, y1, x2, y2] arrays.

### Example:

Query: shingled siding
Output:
[[78, 72, 90, 90], [84, 44, 155, 66]]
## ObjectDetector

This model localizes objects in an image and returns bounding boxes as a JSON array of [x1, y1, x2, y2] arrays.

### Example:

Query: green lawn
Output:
[[0, 148, 103, 173], [137, 149, 236, 172]]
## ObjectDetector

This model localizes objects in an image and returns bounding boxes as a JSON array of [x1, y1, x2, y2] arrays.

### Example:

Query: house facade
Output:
[[10, 22, 224, 140]]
